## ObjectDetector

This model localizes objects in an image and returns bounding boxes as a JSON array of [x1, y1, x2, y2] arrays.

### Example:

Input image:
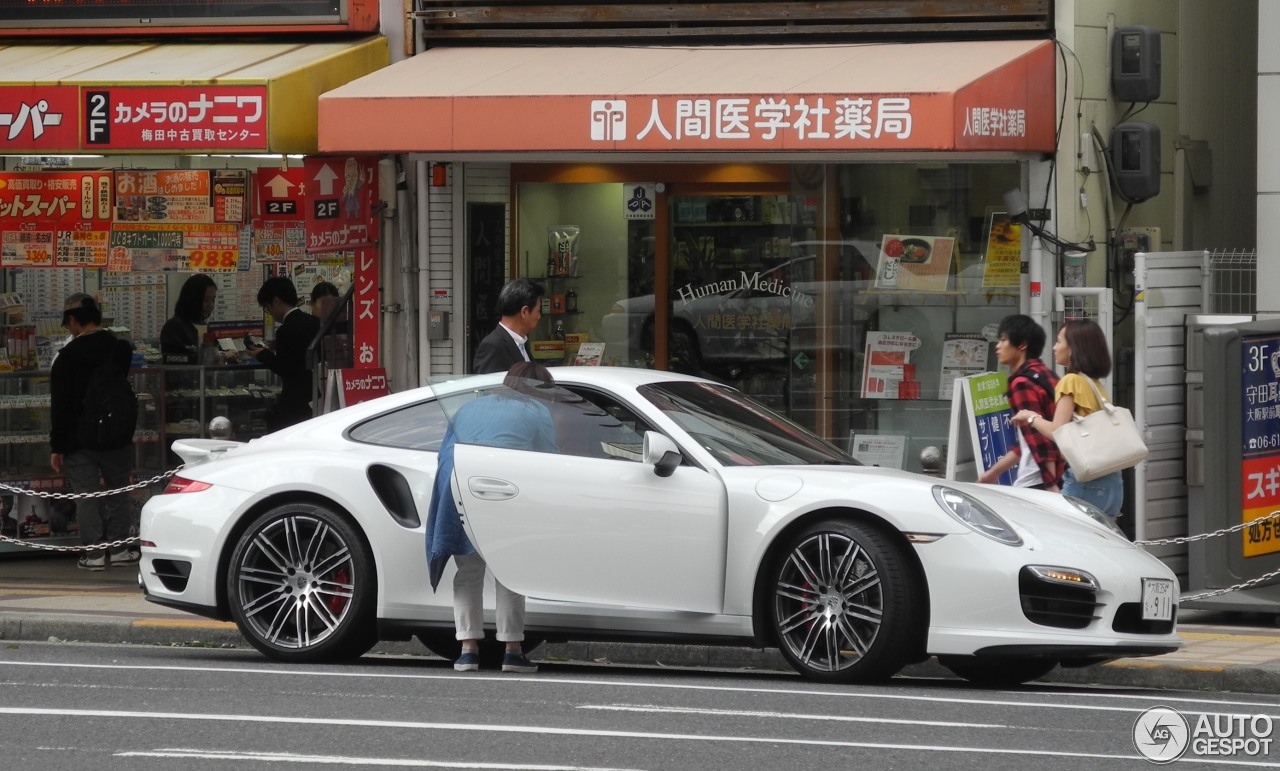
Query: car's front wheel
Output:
[[226, 502, 377, 662], [769, 518, 923, 683]]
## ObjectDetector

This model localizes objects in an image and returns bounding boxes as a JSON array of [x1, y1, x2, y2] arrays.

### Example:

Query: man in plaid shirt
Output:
[[978, 315, 1062, 490]]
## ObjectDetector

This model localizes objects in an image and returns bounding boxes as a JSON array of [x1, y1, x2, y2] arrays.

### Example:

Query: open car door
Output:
[[442, 380, 726, 613]]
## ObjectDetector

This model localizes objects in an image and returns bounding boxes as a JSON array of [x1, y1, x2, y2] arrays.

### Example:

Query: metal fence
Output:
[[1207, 249, 1258, 315]]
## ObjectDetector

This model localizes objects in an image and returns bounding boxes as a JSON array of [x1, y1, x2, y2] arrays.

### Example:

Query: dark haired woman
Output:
[[160, 274, 216, 364], [1013, 319, 1122, 517]]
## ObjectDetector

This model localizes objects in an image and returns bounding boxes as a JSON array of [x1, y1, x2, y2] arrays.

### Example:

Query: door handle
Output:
[[466, 477, 519, 500]]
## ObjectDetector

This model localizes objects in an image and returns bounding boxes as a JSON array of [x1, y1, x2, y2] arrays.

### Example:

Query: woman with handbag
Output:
[[1012, 319, 1124, 517]]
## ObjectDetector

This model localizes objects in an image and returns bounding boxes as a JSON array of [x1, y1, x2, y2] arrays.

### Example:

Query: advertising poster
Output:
[[861, 330, 921, 399], [0, 171, 114, 267], [114, 169, 216, 223], [110, 222, 240, 272], [847, 433, 907, 469], [1241, 332, 1280, 557], [939, 333, 991, 400], [873, 234, 956, 292], [981, 211, 1023, 289]]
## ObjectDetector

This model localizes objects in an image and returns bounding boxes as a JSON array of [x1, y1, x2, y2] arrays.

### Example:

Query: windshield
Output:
[[638, 382, 858, 467]]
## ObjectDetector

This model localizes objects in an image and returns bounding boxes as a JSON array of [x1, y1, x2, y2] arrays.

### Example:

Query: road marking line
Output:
[[119, 748, 639, 770], [0, 707, 1271, 767], [1, 659, 1277, 717], [582, 703, 1007, 729]]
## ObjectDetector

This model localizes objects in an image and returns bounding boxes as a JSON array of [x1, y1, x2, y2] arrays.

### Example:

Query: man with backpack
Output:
[[49, 293, 138, 571]]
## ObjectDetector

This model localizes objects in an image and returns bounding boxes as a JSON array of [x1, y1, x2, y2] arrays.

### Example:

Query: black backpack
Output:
[[77, 358, 138, 451]]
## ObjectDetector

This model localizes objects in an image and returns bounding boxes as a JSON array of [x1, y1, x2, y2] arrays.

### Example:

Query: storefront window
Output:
[[514, 162, 1021, 472]]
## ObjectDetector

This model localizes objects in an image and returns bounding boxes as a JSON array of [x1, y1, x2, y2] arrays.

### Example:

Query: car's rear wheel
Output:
[[226, 502, 377, 662], [418, 632, 544, 668], [770, 518, 922, 683], [939, 657, 1059, 687]]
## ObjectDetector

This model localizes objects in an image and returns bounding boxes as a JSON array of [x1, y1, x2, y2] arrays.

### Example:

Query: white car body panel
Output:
[[453, 444, 727, 612]]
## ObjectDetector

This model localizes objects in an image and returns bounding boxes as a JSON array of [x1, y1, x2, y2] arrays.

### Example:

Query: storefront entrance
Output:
[[511, 162, 1022, 468]]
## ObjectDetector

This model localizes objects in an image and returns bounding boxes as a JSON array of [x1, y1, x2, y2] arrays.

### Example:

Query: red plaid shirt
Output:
[[1007, 358, 1063, 488]]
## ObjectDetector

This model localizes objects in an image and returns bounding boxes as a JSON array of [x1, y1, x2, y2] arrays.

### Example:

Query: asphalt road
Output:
[[2, 641, 1280, 770]]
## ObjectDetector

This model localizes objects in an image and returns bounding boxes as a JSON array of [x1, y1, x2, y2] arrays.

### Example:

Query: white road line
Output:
[[0, 659, 1275, 717], [581, 703, 1007, 729], [0, 706, 1274, 767], [117, 748, 639, 770]]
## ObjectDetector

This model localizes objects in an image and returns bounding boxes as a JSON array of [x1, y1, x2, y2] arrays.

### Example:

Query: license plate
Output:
[[1141, 578, 1174, 621]]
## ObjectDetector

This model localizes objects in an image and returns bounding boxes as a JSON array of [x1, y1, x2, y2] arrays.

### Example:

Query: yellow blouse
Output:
[[1056, 372, 1108, 416]]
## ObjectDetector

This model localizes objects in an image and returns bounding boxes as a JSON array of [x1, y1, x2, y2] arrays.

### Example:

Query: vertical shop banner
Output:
[[304, 156, 377, 252], [83, 86, 269, 152], [1241, 332, 1280, 557], [981, 211, 1022, 289], [0, 171, 113, 267], [352, 246, 380, 367]]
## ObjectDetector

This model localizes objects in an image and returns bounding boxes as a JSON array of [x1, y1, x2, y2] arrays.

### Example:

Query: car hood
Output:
[[722, 464, 1135, 549]]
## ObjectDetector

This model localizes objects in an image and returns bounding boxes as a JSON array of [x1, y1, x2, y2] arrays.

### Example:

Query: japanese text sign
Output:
[[303, 156, 377, 253], [0, 171, 113, 267], [352, 246, 380, 367], [1241, 333, 1280, 557]]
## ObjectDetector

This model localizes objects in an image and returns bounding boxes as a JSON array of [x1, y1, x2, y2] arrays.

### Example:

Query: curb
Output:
[[5, 615, 1279, 694]]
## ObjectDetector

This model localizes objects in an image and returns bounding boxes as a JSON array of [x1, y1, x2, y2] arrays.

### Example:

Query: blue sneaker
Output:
[[453, 651, 480, 672], [501, 652, 538, 673]]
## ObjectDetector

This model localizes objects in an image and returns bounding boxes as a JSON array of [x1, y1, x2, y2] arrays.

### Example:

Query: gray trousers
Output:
[[63, 447, 133, 556]]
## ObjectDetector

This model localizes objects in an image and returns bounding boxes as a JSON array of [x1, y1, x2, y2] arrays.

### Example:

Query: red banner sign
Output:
[[303, 156, 377, 253], [0, 85, 270, 152], [337, 367, 389, 407], [352, 245, 379, 367]]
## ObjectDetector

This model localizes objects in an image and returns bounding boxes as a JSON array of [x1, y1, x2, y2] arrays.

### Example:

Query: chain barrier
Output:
[[1134, 510, 1280, 601], [0, 465, 182, 554]]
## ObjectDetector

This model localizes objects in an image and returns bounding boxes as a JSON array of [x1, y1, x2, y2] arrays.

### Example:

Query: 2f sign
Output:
[[85, 91, 110, 145], [1246, 340, 1280, 377], [313, 199, 339, 219]]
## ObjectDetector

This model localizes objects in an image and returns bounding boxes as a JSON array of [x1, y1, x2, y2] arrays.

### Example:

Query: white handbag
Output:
[[1052, 377, 1149, 483]]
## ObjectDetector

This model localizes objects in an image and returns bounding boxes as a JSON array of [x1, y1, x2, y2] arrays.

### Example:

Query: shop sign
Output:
[[254, 223, 307, 263], [337, 367, 389, 407], [0, 171, 113, 267], [351, 245, 380, 367], [114, 169, 219, 223], [84, 86, 268, 151], [1241, 333, 1280, 557], [623, 183, 656, 220], [0, 85, 270, 152], [253, 167, 305, 221], [109, 222, 240, 272], [303, 156, 377, 253], [0, 86, 79, 152]]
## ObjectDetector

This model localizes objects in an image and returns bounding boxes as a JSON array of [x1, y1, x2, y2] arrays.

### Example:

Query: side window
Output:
[[555, 388, 653, 461], [348, 400, 450, 450]]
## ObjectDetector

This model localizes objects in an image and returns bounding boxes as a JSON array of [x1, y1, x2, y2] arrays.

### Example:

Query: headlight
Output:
[[932, 486, 1023, 546], [1065, 495, 1126, 537]]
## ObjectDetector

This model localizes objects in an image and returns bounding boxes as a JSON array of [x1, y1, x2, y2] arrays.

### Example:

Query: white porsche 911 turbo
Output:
[[139, 366, 1181, 685]]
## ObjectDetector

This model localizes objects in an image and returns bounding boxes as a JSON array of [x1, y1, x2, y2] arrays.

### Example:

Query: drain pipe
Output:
[[416, 160, 431, 386]]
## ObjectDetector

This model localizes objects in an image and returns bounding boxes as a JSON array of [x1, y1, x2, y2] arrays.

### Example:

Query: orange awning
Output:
[[318, 40, 1055, 155]]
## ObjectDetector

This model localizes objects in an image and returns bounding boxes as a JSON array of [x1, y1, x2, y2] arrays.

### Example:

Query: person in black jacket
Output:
[[49, 293, 136, 571], [159, 273, 216, 364], [472, 278, 544, 374], [247, 277, 322, 431]]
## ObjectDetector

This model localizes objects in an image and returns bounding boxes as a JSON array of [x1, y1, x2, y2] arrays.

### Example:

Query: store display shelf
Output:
[[0, 395, 50, 410]]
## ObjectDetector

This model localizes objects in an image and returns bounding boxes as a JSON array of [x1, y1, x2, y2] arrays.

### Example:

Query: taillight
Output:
[[163, 476, 212, 494]]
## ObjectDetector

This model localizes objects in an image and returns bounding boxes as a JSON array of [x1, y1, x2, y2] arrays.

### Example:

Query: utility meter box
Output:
[[1186, 319, 1280, 610]]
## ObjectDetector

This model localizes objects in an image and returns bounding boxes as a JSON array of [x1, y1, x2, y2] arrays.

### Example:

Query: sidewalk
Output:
[[2, 551, 1280, 693]]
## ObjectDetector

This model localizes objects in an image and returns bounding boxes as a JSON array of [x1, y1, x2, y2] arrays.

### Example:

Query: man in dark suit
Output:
[[247, 276, 323, 431], [473, 277, 545, 374]]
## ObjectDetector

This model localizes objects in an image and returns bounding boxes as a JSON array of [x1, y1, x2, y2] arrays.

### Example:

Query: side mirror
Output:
[[642, 431, 683, 478]]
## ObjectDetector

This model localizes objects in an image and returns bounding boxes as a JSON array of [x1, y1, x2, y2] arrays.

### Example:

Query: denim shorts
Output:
[[1062, 468, 1124, 517]]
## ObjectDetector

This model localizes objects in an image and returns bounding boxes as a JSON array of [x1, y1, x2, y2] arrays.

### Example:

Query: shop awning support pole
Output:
[[416, 160, 431, 385]]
